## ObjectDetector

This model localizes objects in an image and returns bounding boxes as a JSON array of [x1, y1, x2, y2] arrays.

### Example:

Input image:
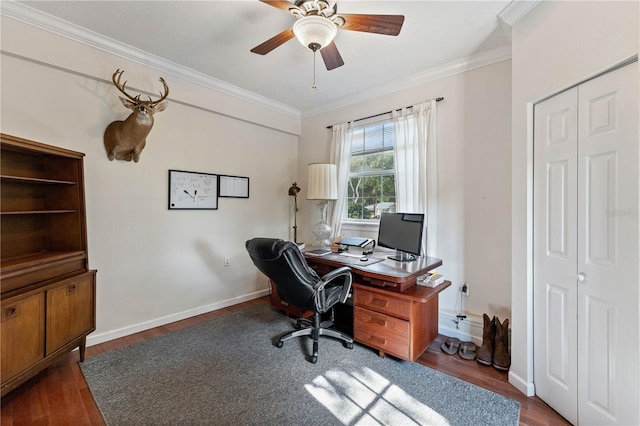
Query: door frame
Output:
[[517, 54, 638, 397]]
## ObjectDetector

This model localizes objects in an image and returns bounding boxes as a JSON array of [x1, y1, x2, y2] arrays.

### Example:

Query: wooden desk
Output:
[[304, 252, 450, 362]]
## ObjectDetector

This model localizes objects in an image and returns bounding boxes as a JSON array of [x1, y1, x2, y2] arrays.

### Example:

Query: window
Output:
[[346, 121, 396, 220]]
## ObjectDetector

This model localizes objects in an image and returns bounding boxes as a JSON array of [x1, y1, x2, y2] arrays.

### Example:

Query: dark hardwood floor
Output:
[[1, 296, 569, 425]]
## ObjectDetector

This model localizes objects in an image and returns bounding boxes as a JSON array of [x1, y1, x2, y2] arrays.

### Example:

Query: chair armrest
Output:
[[314, 266, 352, 304], [320, 266, 352, 283]]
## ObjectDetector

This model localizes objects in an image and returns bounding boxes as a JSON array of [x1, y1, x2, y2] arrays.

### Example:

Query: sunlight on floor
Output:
[[305, 367, 450, 425]]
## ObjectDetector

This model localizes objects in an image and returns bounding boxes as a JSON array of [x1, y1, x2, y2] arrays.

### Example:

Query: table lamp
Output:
[[307, 163, 338, 248]]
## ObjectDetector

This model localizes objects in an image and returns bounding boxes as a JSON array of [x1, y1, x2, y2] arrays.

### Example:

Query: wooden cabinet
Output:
[[46, 272, 96, 356], [0, 133, 96, 396], [353, 281, 450, 362], [305, 252, 449, 362], [1, 293, 45, 384]]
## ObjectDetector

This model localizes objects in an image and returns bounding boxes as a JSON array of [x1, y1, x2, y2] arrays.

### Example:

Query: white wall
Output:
[[1, 12, 512, 350], [509, 1, 638, 395], [1, 16, 300, 344], [298, 60, 513, 338]]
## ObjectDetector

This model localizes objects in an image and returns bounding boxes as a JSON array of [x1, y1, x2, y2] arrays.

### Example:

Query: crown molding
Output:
[[0, 1, 301, 119], [498, 0, 542, 42], [302, 45, 512, 118], [498, 0, 541, 27], [304, 0, 539, 118], [2, 0, 529, 121]]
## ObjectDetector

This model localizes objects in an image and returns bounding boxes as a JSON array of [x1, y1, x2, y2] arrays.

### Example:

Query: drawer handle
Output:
[[68, 284, 77, 293], [369, 317, 387, 327], [4, 306, 17, 318], [369, 335, 386, 345], [371, 298, 388, 307], [363, 277, 386, 287]]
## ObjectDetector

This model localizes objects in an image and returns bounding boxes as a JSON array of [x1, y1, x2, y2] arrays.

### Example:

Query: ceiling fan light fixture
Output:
[[292, 15, 337, 51]]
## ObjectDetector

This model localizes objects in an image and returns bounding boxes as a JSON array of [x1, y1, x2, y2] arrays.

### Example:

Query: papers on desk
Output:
[[418, 271, 445, 288]]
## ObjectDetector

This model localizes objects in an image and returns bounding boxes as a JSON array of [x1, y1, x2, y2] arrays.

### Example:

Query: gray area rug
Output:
[[81, 304, 520, 425]]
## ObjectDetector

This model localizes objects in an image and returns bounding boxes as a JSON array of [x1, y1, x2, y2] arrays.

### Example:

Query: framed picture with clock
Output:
[[168, 169, 218, 210]]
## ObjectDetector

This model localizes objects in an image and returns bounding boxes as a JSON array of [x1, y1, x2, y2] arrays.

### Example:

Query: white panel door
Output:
[[534, 87, 579, 425], [576, 61, 638, 425], [534, 61, 638, 425]]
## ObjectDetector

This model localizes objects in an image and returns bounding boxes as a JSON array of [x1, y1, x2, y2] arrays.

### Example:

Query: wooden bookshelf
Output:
[[1, 133, 96, 396]]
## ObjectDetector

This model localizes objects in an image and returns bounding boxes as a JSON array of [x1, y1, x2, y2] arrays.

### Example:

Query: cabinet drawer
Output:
[[1, 293, 45, 383], [354, 306, 409, 337], [355, 287, 411, 319], [1, 256, 86, 294], [354, 308, 409, 359], [46, 272, 95, 355]]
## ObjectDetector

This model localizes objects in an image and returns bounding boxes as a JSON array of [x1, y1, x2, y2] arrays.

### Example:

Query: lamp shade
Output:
[[307, 163, 338, 200], [293, 16, 338, 50]]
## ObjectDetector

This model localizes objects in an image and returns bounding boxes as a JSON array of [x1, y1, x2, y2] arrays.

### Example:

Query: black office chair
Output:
[[245, 237, 354, 363]]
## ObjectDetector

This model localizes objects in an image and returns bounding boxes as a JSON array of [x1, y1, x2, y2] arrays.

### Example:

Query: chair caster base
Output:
[[273, 313, 355, 363]]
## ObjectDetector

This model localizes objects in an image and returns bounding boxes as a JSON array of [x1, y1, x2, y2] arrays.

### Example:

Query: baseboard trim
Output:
[[438, 310, 484, 345], [438, 310, 512, 351], [508, 370, 535, 397], [86, 289, 270, 346]]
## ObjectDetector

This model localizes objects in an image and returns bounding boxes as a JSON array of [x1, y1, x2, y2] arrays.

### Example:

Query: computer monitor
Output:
[[377, 212, 425, 262]]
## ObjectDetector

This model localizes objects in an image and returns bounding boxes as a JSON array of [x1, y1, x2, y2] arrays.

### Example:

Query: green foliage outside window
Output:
[[346, 122, 396, 220]]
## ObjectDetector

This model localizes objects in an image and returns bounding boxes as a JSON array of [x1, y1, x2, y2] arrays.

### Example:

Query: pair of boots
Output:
[[477, 314, 510, 371]]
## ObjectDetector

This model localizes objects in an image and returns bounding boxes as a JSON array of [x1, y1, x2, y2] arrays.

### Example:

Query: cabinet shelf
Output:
[[1, 250, 87, 274], [1, 210, 78, 215], [0, 175, 77, 185]]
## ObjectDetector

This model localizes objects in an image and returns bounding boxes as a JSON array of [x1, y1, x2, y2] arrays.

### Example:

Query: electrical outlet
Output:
[[224, 257, 230, 267], [462, 283, 469, 296]]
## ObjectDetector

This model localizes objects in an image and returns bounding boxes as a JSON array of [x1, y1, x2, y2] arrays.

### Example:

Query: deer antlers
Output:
[[112, 69, 169, 106], [104, 69, 169, 162]]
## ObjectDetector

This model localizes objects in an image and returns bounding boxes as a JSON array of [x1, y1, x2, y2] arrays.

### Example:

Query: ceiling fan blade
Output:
[[258, 0, 297, 12], [340, 14, 405, 36], [250, 28, 295, 55], [320, 41, 344, 70]]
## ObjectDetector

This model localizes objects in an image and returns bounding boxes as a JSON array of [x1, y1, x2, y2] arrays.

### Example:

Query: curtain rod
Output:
[[326, 97, 444, 129]]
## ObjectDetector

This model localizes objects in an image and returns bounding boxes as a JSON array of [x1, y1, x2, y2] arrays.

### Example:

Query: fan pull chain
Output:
[[312, 50, 317, 92]]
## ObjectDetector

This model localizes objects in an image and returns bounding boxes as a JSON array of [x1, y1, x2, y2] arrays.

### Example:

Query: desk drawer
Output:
[[354, 306, 409, 337], [355, 288, 410, 319], [354, 307, 409, 359], [308, 263, 333, 276]]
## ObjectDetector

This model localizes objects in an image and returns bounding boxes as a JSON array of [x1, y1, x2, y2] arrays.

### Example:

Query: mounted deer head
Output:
[[104, 69, 169, 162]]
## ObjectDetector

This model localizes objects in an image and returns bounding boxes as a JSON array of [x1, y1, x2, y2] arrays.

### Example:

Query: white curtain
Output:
[[393, 99, 438, 256], [329, 122, 353, 238]]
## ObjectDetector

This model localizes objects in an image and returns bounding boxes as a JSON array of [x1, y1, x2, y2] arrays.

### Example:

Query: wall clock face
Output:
[[168, 170, 218, 210]]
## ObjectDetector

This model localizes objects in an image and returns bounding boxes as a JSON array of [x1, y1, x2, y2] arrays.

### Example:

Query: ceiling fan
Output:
[[250, 0, 405, 71]]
